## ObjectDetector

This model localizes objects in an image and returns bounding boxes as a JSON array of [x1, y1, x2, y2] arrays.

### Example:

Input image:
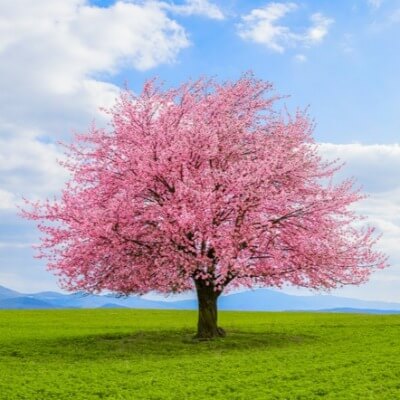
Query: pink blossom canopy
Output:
[[23, 75, 387, 295]]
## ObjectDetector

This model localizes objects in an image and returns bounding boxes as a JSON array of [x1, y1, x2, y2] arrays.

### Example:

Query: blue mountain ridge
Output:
[[0, 296, 57, 309], [0, 285, 400, 313], [0, 286, 21, 299]]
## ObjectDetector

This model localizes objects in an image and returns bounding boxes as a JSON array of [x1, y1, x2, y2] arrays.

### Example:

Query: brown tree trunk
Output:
[[194, 280, 226, 339]]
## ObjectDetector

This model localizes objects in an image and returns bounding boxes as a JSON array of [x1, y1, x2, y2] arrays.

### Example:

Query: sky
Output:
[[1, 0, 400, 301]]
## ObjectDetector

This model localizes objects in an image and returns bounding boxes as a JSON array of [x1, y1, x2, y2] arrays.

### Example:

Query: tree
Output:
[[23, 75, 387, 339]]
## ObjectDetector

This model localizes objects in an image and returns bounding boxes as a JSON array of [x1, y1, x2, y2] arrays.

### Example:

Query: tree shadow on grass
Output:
[[2, 329, 316, 362]]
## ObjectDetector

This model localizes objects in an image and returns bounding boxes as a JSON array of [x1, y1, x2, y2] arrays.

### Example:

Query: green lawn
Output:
[[0, 309, 399, 399]]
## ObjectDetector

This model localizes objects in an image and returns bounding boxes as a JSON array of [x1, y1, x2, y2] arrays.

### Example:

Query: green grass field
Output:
[[0, 309, 399, 399]]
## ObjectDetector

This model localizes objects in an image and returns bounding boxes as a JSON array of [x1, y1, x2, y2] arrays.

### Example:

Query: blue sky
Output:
[[1, 0, 400, 301], [95, 0, 400, 144]]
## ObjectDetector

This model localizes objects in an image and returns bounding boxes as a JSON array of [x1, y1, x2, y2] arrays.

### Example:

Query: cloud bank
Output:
[[237, 2, 333, 53]]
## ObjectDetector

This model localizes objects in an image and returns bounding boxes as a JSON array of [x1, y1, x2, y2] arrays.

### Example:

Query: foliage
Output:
[[1, 309, 400, 399], [23, 75, 387, 297]]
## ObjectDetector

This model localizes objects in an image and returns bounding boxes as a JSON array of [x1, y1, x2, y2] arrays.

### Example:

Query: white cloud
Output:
[[161, 0, 225, 20], [0, 0, 189, 74], [319, 143, 400, 192], [0, 0, 189, 135], [237, 2, 298, 53], [0, 189, 16, 211], [304, 13, 333, 45], [357, 190, 400, 259], [237, 3, 333, 53], [0, 130, 68, 211]]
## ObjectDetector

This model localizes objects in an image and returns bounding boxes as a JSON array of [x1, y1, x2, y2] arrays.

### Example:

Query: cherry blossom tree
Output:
[[23, 75, 387, 339]]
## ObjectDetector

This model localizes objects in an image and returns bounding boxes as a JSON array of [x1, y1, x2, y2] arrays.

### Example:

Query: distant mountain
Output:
[[217, 289, 400, 312], [0, 285, 400, 313], [0, 285, 21, 299], [0, 296, 56, 309]]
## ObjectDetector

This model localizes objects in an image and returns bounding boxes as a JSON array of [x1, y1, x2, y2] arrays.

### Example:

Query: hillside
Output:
[[1, 285, 400, 313], [0, 297, 56, 310]]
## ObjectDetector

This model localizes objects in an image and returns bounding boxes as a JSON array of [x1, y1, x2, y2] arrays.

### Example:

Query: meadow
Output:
[[0, 309, 399, 399]]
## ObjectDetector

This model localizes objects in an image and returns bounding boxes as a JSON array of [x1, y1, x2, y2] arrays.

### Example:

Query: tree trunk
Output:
[[194, 280, 226, 339]]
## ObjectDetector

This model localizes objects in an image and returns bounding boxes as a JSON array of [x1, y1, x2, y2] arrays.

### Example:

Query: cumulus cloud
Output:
[[0, 0, 189, 135], [305, 13, 333, 45], [237, 2, 297, 53], [0, 190, 16, 211], [160, 0, 225, 20], [356, 190, 400, 261], [0, 0, 189, 74], [0, 130, 67, 211], [319, 143, 400, 192], [237, 2, 333, 52]]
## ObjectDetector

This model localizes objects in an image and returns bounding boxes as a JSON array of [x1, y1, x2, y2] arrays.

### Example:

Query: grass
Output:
[[0, 310, 400, 399]]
